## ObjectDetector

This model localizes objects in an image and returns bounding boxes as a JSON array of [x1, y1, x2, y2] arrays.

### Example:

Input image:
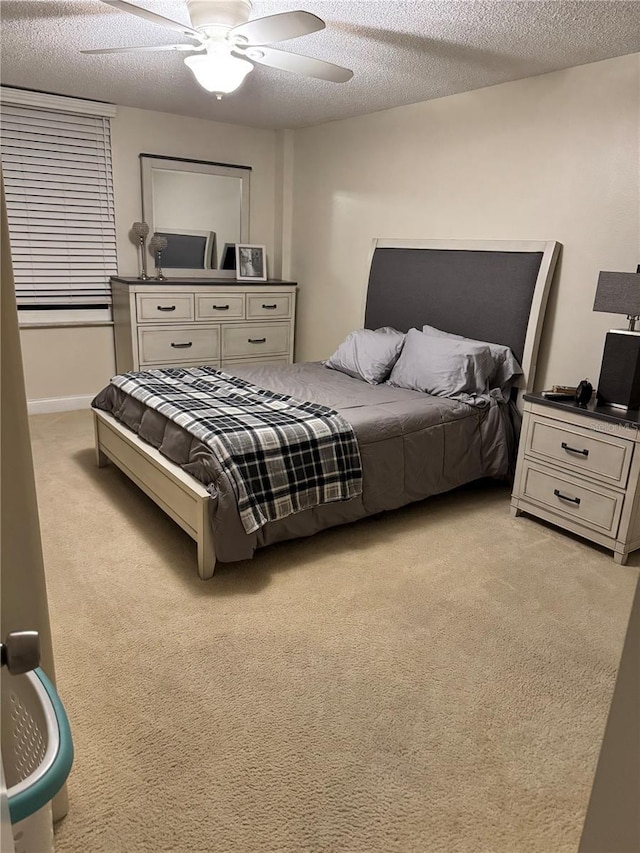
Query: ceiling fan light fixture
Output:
[[184, 52, 253, 98]]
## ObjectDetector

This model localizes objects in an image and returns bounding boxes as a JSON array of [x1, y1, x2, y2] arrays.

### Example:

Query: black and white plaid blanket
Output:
[[110, 367, 363, 534]]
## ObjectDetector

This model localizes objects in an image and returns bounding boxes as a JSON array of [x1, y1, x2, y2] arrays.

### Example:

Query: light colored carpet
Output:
[[29, 409, 637, 853]]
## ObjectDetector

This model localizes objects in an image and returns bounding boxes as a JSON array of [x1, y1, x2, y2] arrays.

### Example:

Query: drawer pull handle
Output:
[[262, 303, 277, 309], [212, 304, 230, 310], [248, 337, 266, 344], [170, 341, 193, 349], [561, 441, 589, 457], [554, 488, 581, 506], [157, 305, 176, 312]]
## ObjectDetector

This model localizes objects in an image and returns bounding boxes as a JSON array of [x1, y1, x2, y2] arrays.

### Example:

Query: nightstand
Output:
[[511, 393, 640, 565]]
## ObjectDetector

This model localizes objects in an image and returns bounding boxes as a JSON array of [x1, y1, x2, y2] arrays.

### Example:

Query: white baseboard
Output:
[[28, 395, 94, 415]]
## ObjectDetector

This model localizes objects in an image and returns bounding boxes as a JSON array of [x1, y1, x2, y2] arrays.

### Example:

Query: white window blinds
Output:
[[1, 101, 117, 309]]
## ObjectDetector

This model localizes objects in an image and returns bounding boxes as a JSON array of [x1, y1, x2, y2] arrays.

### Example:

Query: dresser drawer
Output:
[[196, 294, 244, 320], [138, 326, 219, 365], [221, 323, 290, 359], [136, 294, 194, 322], [246, 295, 291, 319], [526, 414, 633, 487], [521, 462, 623, 536]]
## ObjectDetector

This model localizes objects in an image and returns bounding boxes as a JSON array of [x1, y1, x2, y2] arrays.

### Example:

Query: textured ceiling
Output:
[[1, 1, 640, 129]]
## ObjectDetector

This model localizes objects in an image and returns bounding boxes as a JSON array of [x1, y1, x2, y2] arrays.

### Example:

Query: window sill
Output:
[[19, 320, 114, 330], [18, 307, 113, 327]]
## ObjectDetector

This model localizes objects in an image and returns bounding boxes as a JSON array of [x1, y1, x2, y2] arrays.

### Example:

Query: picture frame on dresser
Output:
[[236, 244, 267, 281], [220, 243, 236, 270]]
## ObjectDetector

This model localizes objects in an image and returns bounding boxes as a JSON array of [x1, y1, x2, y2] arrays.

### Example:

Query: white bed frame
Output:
[[94, 239, 561, 579], [94, 410, 216, 578]]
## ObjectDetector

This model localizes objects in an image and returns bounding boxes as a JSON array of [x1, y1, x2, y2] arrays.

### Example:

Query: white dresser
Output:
[[111, 277, 297, 373], [511, 394, 640, 565]]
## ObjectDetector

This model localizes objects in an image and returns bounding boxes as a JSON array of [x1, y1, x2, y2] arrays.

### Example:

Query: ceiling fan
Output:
[[81, 0, 353, 99]]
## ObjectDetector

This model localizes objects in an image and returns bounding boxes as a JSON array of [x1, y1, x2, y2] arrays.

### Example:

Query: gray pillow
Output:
[[422, 323, 522, 392], [324, 327, 405, 384], [387, 328, 493, 397]]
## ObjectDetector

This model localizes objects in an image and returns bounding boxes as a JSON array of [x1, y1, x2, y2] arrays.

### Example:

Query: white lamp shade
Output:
[[184, 53, 253, 96]]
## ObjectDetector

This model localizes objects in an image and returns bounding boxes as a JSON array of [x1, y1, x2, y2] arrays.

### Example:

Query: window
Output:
[[0, 88, 117, 323]]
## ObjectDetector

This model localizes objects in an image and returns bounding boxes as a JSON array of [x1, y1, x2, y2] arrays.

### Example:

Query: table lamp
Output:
[[593, 267, 640, 409]]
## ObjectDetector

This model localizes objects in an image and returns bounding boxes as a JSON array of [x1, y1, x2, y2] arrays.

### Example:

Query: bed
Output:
[[93, 238, 560, 578]]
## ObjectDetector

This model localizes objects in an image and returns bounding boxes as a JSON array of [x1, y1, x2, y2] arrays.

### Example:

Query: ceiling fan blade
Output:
[[240, 46, 353, 83], [229, 11, 325, 46], [81, 44, 205, 54], [100, 0, 202, 40]]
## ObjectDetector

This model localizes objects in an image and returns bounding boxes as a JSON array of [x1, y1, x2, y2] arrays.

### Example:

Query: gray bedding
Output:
[[92, 362, 518, 562]]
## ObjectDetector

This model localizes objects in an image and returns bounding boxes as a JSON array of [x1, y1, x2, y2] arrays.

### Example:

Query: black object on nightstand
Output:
[[593, 267, 640, 410], [596, 332, 640, 409], [575, 378, 593, 406]]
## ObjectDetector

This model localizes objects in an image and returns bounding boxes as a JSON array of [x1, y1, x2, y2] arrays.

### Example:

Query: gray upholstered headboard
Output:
[[363, 239, 560, 392]]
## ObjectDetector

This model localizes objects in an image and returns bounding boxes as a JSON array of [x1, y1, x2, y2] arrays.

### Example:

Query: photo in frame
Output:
[[235, 244, 267, 281]]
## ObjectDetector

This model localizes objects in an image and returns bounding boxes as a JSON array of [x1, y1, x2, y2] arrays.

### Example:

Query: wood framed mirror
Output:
[[140, 154, 251, 279]]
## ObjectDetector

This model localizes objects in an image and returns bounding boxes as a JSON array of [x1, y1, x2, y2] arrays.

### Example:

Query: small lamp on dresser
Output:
[[593, 266, 640, 409]]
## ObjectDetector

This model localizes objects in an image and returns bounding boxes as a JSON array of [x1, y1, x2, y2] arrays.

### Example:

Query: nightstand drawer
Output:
[[221, 323, 290, 358], [136, 294, 194, 322], [521, 463, 623, 536], [246, 294, 291, 319], [526, 415, 633, 487], [196, 294, 244, 320], [138, 326, 219, 364]]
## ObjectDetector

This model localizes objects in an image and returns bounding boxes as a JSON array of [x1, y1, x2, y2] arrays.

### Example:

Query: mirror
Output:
[[140, 154, 250, 279]]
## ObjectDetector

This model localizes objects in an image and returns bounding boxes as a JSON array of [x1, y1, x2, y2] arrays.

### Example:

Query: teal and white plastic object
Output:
[[2, 666, 74, 853]]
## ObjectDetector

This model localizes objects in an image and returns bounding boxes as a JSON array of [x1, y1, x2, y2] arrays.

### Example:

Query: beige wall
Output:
[[20, 325, 117, 405], [20, 105, 281, 404], [290, 54, 640, 391], [17, 54, 640, 402], [112, 105, 280, 276]]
